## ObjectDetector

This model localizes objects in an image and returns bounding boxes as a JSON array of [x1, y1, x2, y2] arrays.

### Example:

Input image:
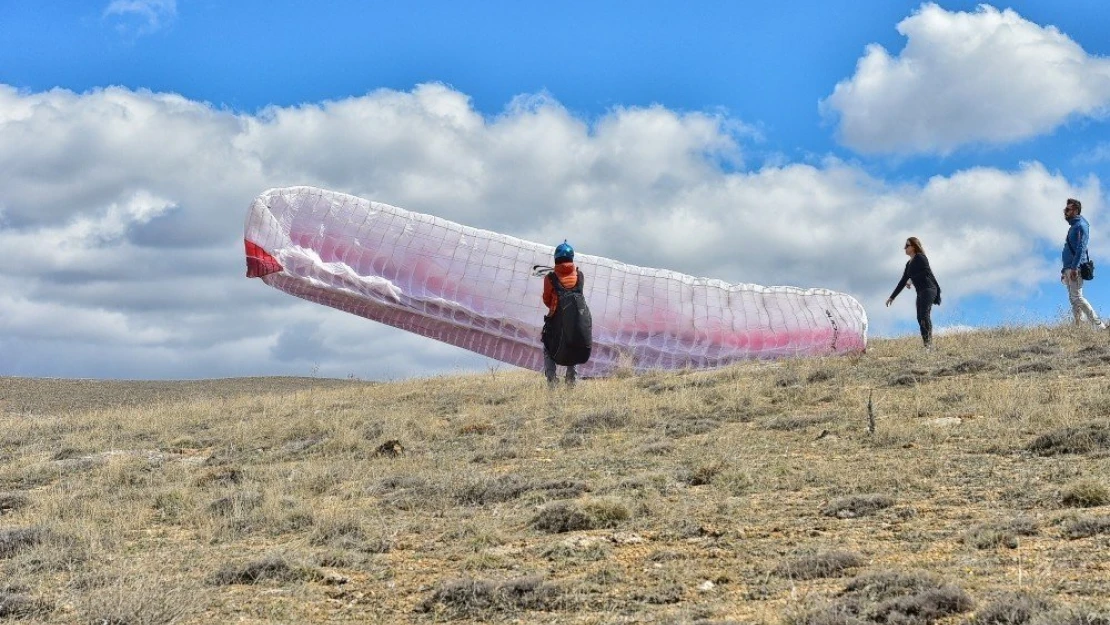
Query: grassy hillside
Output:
[[2, 324, 1110, 624]]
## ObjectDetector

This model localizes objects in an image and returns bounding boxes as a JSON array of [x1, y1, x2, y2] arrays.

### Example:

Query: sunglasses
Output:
[[904, 243, 912, 248]]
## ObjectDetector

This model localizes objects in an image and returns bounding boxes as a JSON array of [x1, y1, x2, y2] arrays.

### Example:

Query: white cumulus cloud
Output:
[[822, 3, 1110, 155], [0, 82, 1099, 380], [104, 0, 177, 36]]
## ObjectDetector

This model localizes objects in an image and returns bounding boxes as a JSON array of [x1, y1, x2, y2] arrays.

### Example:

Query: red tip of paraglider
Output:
[[245, 239, 283, 278]]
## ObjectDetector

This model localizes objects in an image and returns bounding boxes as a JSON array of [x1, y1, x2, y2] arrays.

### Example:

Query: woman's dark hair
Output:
[[1067, 198, 1082, 214], [905, 237, 925, 256]]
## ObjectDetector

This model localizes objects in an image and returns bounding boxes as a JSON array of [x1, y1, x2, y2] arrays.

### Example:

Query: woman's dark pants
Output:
[[916, 288, 937, 347]]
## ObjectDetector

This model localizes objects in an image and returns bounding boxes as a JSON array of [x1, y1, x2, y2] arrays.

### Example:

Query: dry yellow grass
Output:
[[2, 324, 1110, 623]]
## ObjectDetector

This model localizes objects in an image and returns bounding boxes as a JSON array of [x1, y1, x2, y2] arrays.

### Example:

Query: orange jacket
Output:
[[542, 261, 578, 316]]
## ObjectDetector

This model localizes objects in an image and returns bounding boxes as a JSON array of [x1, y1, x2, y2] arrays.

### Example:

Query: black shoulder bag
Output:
[[1067, 238, 1096, 280]]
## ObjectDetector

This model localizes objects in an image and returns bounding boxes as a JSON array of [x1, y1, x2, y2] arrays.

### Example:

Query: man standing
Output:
[[1062, 198, 1103, 328]]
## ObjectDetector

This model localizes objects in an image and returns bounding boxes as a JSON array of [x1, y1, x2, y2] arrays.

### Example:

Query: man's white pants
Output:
[[1066, 273, 1101, 326]]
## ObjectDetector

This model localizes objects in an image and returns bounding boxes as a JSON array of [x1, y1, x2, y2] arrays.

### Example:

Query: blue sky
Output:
[[6, 1, 1106, 161], [2, 1, 1110, 379]]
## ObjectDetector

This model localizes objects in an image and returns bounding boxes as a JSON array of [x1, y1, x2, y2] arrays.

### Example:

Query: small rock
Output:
[[698, 580, 715, 592], [927, 417, 962, 427], [609, 532, 646, 545], [562, 536, 607, 549]]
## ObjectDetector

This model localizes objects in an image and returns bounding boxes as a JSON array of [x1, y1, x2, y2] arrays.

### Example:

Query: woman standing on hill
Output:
[[886, 237, 942, 350]]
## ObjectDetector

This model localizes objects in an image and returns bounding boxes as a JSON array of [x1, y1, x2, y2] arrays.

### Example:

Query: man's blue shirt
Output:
[[1063, 215, 1090, 271]]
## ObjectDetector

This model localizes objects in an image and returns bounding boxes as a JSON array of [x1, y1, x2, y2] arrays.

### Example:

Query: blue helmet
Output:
[[554, 240, 574, 262]]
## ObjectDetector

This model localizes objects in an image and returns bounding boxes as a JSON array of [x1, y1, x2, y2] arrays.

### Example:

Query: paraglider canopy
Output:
[[243, 187, 868, 377]]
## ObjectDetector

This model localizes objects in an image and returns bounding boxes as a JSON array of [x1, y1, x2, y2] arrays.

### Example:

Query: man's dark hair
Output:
[[1067, 198, 1082, 214]]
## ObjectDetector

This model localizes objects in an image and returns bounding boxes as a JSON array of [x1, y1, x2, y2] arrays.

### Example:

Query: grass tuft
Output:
[[822, 495, 895, 519], [530, 500, 630, 534], [871, 585, 974, 624], [193, 466, 244, 487], [75, 574, 202, 625], [774, 551, 865, 580], [785, 606, 865, 625], [1061, 516, 1110, 540], [1060, 481, 1110, 508], [418, 575, 560, 617], [566, 408, 631, 434], [455, 474, 532, 505], [0, 589, 50, 619], [207, 490, 263, 517], [632, 581, 685, 605], [1027, 423, 1110, 456], [682, 461, 726, 486], [764, 413, 835, 431], [210, 554, 322, 585], [309, 516, 392, 553], [0, 527, 45, 559], [1035, 607, 1110, 625], [0, 492, 30, 515], [838, 569, 942, 602], [970, 591, 1052, 625], [827, 570, 973, 625], [935, 359, 994, 376], [965, 524, 1020, 550], [663, 416, 721, 438], [531, 503, 593, 534], [888, 374, 920, 387]]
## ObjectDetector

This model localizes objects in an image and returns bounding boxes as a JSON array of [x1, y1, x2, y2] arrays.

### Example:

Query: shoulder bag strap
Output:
[[549, 271, 564, 294]]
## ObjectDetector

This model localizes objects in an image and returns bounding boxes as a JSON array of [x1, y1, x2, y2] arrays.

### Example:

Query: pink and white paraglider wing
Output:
[[244, 186, 867, 376]]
